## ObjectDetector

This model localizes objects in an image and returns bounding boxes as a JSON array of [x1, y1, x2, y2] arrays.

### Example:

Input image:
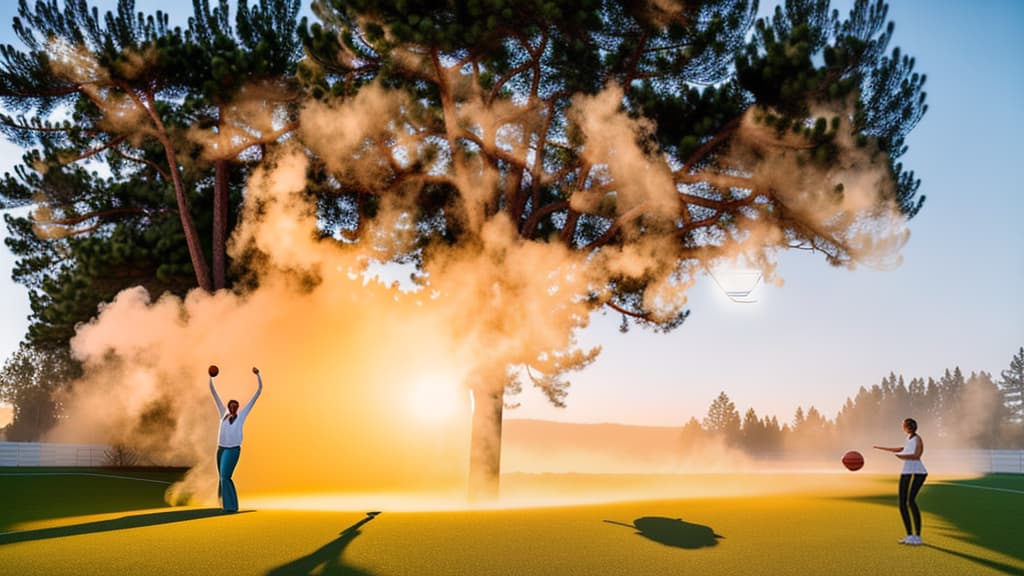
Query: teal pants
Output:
[[217, 446, 241, 511]]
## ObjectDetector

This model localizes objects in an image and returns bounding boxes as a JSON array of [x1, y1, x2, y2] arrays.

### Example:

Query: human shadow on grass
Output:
[[604, 517, 723, 549], [922, 544, 1024, 576], [843, 477, 1024, 574], [0, 469, 187, 531], [0, 508, 237, 545], [265, 512, 380, 576]]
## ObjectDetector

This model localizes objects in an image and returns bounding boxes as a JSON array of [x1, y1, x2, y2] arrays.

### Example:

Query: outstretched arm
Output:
[[240, 367, 263, 417], [210, 377, 226, 415], [872, 445, 901, 453]]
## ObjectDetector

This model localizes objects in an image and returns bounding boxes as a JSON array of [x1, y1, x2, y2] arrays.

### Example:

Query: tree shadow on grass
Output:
[[604, 516, 723, 549], [0, 508, 236, 545], [265, 513, 380, 576]]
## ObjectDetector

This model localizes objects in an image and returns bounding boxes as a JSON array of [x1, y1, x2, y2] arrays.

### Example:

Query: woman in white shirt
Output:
[[873, 418, 927, 545], [209, 366, 263, 512]]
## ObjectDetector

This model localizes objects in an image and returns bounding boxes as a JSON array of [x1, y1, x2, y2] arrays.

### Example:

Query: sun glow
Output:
[[407, 373, 467, 424]]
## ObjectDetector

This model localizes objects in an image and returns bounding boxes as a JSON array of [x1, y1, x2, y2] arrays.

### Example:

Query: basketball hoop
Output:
[[706, 265, 763, 304]]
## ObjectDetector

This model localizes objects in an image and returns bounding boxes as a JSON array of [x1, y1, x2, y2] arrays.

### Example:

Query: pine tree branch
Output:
[[521, 200, 569, 238], [488, 32, 546, 105], [214, 121, 300, 160], [61, 134, 127, 163], [37, 207, 173, 226], [604, 299, 653, 322], [621, 30, 650, 88], [681, 116, 741, 173], [583, 202, 650, 249], [113, 147, 171, 181]]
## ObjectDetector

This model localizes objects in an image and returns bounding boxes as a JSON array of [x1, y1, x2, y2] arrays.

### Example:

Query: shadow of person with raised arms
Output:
[[0, 508, 232, 545], [266, 512, 381, 576]]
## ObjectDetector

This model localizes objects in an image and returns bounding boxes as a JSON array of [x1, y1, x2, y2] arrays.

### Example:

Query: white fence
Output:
[[989, 450, 1024, 473], [0, 442, 111, 467], [0, 442, 1022, 472], [751, 449, 1024, 475], [926, 449, 1024, 474]]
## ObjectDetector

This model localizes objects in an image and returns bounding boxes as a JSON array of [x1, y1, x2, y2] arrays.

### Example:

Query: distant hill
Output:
[[502, 418, 734, 474]]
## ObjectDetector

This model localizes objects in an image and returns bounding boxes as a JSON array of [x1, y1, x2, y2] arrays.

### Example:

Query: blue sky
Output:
[[0, 0, 1021, 426]]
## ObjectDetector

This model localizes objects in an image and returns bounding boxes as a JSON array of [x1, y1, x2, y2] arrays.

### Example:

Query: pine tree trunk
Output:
[[212, 159, 229, 291], [164, 146, 212, 292], [468, 387, 503, 500], [136, 87, 211, 292]]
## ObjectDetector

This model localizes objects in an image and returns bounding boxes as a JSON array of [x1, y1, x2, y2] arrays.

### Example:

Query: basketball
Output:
[[208, 364, 219, 377], [842, 450, 864, 471]]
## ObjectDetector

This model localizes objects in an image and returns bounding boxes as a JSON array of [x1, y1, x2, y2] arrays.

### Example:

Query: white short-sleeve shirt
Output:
[[899, 435, 927, 475]]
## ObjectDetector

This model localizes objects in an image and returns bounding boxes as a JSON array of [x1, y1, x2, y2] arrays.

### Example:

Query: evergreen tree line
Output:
[[685, 347, 1024, 455]]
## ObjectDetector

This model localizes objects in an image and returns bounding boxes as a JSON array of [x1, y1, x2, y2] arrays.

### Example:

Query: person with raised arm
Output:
[[209, 365, 262, 512]]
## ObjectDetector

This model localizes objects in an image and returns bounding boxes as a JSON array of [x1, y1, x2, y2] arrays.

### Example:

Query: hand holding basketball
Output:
[[209, 364, 219, 377]]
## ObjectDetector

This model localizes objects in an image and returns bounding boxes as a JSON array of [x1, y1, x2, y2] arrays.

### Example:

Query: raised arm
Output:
[[209, 377, 226, 415], [240, 367, 263, 417]]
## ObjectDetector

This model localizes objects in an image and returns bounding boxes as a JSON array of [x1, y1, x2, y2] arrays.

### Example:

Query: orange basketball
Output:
[[208, 364, 219, 377], [842, 450, 864, 471]]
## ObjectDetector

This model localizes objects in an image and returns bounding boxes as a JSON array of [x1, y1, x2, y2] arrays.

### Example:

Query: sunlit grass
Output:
[[0, 470, 1020, 576]]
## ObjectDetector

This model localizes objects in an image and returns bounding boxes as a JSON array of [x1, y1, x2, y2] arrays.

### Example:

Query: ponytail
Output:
[[904, 418, 918, 437]]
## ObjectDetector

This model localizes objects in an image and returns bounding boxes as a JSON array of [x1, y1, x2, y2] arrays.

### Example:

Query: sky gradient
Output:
[[0, 0, 1021, 427]]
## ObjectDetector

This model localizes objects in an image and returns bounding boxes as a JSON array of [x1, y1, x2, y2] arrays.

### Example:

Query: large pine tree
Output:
[[299, 0, 928, 495], [0, 0, 302, 292], [0, 0, 302, 438]]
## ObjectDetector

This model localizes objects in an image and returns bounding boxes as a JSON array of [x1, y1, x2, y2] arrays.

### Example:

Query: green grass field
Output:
[[0, 469, 1021, 576]]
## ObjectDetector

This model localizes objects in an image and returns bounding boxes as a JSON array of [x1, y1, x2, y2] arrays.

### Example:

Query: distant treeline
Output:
[[688, 347, 1024, 454]]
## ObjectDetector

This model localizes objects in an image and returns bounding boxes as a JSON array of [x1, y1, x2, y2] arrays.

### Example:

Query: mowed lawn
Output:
[[0, 469, 1021, 576]]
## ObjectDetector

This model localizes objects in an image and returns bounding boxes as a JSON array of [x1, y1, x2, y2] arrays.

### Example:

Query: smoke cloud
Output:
[[43, 52, 914, 506], [52, 148, 480, 501], [726, 102, 910, 270]]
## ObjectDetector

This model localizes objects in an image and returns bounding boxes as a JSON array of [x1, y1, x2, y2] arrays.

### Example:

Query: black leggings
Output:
[[898, 473, 927, 535]]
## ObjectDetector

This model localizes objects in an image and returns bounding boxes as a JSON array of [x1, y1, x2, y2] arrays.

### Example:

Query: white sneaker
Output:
[[908, 535, 923, 546], [898, 536, 914, 544]]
